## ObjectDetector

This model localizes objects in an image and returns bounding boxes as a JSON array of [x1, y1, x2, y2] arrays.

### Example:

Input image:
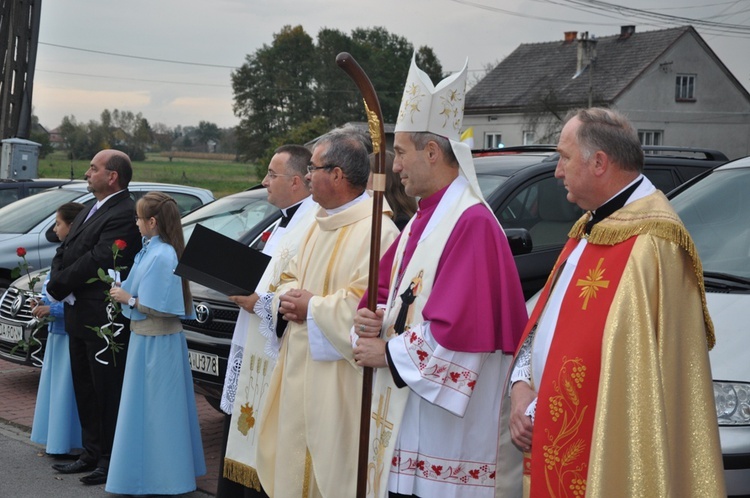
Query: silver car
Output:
[[0, 181, 214, 293], [670, 156, 750, 496], [0, 182, 215, 366]]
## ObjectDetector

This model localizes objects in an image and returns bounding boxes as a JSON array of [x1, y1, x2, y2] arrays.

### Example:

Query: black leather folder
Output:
[[175, 224, 271, 295]]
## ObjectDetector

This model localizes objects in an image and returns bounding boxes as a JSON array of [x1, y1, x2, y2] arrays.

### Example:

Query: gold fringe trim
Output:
[[567, 195, 715, 349], [223, 458, 262, 491]]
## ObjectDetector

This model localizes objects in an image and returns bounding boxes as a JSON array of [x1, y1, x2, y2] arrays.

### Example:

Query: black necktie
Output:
[[279, 203, 301, 228], [585, 178, 643, 234]]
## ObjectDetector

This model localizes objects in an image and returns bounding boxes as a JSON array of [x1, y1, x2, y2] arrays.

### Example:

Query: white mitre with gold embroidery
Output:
[[395, 54, 485, 203]]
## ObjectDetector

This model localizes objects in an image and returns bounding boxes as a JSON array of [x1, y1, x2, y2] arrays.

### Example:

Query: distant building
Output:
[[48, 127, 64, 149], [464, 25, 750, 159]]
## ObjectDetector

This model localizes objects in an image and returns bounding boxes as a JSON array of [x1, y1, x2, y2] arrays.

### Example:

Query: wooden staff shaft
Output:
[[336, 51, 385, 498]]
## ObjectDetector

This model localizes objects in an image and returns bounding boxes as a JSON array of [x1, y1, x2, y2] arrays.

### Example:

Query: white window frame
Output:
[[485, 132, 502, 149], [638, 130, 663, 148], [675, 74, 696, 101], [522, 131, 535, 145]]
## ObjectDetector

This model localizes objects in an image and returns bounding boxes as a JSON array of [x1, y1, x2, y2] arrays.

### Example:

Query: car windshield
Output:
[[476, 175, 508, 199], [182, 194, 278, 242], [672, 167, 750, 280], [0, 188, 85, 234]]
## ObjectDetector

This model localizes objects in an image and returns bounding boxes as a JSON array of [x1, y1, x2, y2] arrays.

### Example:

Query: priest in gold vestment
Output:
[[255, 129, 399, 497], [509, 108, 725, 497]]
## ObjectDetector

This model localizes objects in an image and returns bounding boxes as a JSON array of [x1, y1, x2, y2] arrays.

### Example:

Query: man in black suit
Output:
[[47, 149, 142, 485]]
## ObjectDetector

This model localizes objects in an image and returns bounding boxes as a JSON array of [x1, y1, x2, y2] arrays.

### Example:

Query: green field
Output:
[[36, 152, 263, 198]]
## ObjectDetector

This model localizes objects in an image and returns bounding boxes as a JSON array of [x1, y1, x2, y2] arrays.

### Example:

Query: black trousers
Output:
[[68, 329, 128, 469]]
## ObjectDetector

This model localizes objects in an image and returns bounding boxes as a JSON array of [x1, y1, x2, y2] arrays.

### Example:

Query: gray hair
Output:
[[408, 132, 458, 166], [315, 128, 370, 190], [566, 108, 643, 172]]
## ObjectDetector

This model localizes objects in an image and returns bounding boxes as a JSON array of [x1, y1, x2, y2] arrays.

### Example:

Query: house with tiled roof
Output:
[[464, 25, 750, 159]]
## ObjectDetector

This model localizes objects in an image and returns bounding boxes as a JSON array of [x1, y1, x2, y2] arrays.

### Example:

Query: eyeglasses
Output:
[[264, 171, 296, 180], [306, 163, 336, 174]]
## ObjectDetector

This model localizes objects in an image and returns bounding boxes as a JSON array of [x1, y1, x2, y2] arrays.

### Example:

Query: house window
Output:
[[522, 131, 535, 145], [675, 74, 696, 101], [485, 133, 502, 149], [638, 130, 663, 148]]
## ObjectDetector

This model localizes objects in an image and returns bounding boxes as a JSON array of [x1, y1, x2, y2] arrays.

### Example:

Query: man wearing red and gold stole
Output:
[[508, 108, 725, 497]]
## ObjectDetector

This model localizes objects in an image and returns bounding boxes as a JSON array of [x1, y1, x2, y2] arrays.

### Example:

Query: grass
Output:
[[36, 151, 264, 198]]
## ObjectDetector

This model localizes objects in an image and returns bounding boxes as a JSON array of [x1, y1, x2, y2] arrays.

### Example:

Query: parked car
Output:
[[0, 182, 214, 366], [0, 178, 78, 208], [181, 145, 728, 409], [668, 156, 750, 496], [179, 188, 279, 405], [0, 181, 214, 294]]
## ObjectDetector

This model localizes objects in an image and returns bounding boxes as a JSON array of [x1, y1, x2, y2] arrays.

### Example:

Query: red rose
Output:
[[260, 231, 272, 243], [16, 247, 26, 257], [114, 240, 127, 250]]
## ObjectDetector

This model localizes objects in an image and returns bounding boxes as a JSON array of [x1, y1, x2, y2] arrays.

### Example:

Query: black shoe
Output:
[[80, 467, 107, 485], [52, 459, 95, 474]]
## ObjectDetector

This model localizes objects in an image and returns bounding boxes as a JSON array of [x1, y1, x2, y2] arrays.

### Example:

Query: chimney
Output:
[[619, 25, 635, 40], [575, 32, 597, 77], [564, 31, 577, 45], [576, 32, 588, 74]]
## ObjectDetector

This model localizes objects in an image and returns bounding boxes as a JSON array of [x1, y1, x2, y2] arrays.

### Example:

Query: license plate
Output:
[[0, 323, 22, 343], [188, 349, 219, 376]]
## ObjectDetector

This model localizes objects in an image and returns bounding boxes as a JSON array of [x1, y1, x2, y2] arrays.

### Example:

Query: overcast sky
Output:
[[32, 0, 750, 130]]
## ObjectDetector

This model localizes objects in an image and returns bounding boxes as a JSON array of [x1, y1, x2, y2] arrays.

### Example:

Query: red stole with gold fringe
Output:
[[525, 237, 637, 497]]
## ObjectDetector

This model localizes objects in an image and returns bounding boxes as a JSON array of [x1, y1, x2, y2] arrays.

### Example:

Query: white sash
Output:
[[368, 177, 482, 497]]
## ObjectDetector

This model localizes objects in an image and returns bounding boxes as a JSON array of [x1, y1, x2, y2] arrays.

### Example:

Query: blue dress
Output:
[[30, 278, 83, 454], [105, 236, 206, 495]]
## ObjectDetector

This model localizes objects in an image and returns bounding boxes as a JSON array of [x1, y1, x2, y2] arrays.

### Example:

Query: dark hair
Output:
[[137, 192, 192, 311], [370, 151, 416, 230], [105, 153, 133, 188], [316, 130, 370, 190], [566, 108, 644, 172], [56, 202, 86, 224], [408, 132, 458, 166], [275, 144, 312, 178]]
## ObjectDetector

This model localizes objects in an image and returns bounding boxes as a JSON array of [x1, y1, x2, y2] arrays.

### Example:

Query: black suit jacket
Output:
[[47, 189, 142, 339]]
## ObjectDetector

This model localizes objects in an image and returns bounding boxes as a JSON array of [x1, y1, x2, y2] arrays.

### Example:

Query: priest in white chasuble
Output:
[[255, 128, 400, 498]]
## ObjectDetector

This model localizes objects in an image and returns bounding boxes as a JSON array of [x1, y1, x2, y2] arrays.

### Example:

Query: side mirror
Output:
[[45, 224, 60, 243], [505, 228, 532, 256]]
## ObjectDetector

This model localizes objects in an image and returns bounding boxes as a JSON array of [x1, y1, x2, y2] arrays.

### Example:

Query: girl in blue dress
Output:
[[107, 191, 205, 495], [30, 202, 86, 456]]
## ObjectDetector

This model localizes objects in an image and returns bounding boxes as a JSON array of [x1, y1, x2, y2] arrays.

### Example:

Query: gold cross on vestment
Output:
[[576, 257, 610, 310], [372, 388, 394, 431]]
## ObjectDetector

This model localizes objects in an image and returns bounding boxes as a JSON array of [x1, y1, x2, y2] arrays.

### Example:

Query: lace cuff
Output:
[[525, 397, 537, 424], [255, 292, 281, 359], [509, 333, 533, 386]]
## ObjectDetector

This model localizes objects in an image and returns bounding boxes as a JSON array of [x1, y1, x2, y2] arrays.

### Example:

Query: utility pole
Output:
[[0, 0, 42, 139]]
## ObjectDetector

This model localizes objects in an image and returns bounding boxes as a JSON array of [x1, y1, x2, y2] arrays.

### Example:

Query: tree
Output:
[[30, 114, 54, 158], [132, 117, 153, 152], [232, 25, 443, 161], [58, 115, 97, 159], [196, 121, 221, 151], [232, 25, 318, 160]]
